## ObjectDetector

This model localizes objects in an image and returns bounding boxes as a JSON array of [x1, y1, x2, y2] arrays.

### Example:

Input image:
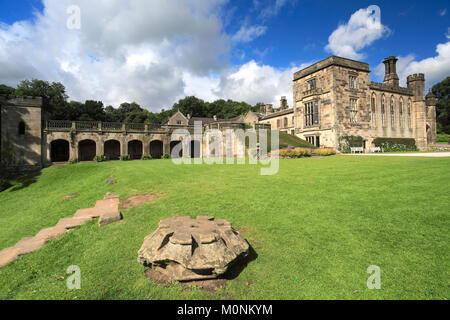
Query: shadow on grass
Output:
[[8, 170, 42, 192], [220, 244, 258, 280]]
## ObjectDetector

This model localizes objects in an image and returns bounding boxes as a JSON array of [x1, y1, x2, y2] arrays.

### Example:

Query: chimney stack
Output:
[[383, 56, 400, 87], [280, 96, 288, 110]]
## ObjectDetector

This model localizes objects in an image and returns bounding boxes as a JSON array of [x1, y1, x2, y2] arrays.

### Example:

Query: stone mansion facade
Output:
[[256, 55, 437, 149], [0, 55, 438, 172]]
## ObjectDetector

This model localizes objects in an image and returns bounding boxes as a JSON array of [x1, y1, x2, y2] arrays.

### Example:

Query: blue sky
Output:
[[0, 0, 449, 110]]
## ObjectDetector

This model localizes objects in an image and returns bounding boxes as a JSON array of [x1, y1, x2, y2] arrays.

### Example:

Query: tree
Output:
[[0, 84, 15, 96], [432, 77, 450, 134], [15, 79, 69, 118]]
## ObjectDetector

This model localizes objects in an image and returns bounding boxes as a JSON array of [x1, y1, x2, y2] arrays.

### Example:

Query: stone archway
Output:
[[150, 140, 163, 159], [104, 140, 121, 160], [426, 125, 432, 144], [50, 139, 70, 162], [78, 139, 96, 161], [128, 140, 143, 160]]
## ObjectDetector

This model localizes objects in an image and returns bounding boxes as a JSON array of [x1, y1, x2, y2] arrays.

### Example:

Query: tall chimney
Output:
[[383, 56, 399, 87], [280, 96, 288, 110]]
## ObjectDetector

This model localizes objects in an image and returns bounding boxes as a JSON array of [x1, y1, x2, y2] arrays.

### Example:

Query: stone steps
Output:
[[0, 193, 122, 269]]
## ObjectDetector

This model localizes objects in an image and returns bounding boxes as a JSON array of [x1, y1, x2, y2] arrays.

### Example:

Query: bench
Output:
[[370, 147, 382, 153], [350, 147, 364, 154]]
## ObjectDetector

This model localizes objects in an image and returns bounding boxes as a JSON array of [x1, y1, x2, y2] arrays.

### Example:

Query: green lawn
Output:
[[0, 156, 449, 300]]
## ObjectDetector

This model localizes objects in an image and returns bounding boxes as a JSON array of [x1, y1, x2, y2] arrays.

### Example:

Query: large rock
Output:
[[137, 216, 250, 281]]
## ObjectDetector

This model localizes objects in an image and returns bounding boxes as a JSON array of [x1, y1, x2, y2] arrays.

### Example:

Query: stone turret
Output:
[[280, 96, 288, 110], [425, 90, 437, 106], [383, 56, 400, 87], [407, 73, 425, 101]]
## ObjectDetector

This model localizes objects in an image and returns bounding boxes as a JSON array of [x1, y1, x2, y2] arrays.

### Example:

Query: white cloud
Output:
[[325, 5, 390, 60], [257, 0, 290, 20], [0, 0, 230, 109], [397, 41, 450, 88], [232, 24, 267, 43], [373, 37, 450, 88], [439, 8, 447, 16]]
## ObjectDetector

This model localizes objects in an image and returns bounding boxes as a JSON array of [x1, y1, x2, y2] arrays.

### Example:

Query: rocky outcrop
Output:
[[138, 216, 250, 281]]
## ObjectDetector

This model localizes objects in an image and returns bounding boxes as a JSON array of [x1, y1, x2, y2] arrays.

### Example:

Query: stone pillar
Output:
[[96, 138, 104, 156], [121, 138, 128, 156]]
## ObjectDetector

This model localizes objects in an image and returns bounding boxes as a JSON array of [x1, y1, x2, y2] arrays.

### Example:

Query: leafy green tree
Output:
[[15, 79, 68, 117], [0, 84, 15, 96], [432, 77, 450, 134]]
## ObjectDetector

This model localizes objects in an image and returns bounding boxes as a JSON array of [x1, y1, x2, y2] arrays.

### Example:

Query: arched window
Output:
[[390, 97, 395, 127], [371, 94, 376, 127], [399, 98, 404, 128], [381, 95, 386, 127], [18, 121, 26, 135]]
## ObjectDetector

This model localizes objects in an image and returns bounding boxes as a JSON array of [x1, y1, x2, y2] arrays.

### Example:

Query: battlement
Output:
[[370, 82, 413, 95], [1, 96, 43, 108], [407, 73, 425, 82]]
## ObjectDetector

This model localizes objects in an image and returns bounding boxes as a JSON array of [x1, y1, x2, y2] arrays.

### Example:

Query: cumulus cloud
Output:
[[374, 38, 450, 88], [181, 60, 312, 107], [325, 5, 390, 60], [232, 24, 268, 43], [0, 0, 230, 109]]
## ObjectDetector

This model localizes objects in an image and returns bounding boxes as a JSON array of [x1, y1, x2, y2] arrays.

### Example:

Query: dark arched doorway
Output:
[[104, 140, 120, 160], [51, 140, 70, 162], [128, 140, 143, 160], [150, 140, 163, 159], [170, 141, 183, 159], [191, 140, 201, 158], [426, 125, 432, 144], [78, 140, 96, 161]]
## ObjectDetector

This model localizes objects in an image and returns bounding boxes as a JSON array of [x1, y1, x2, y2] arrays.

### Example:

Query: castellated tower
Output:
[[407, 73, 425, 101], [383, 56, 400, 87]]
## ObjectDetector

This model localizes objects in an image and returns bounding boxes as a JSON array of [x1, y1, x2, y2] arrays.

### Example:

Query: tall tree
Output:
[[432, 77, 450, 134], [15, 79, 69, 118]]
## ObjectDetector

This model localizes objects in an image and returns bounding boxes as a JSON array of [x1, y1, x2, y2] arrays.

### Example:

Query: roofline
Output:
[[293, 55, 370, 81]]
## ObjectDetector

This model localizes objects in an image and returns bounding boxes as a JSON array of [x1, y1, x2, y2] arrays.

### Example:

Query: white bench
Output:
[[351, 147, 364, 154], [370, 147, 382, 153]]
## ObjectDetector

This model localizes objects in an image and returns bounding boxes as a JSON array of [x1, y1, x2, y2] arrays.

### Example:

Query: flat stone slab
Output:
[[34, 226, 69, 242], [0, 247, 21, 268], [138, 217, 250, 281], [0, 193, 122, 269], [14, 237, 47, 256]]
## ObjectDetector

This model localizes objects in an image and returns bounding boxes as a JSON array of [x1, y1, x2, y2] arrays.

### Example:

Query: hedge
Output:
[[373, 138, 417, 152], [339, 136, 363, 153]]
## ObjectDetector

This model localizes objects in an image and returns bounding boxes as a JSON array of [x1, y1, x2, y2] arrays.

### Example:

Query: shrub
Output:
[[278, 148, 312, 158], [94, 155, 107, 162], [373, 138, 418, 152], [68, 158, 77, 165], [312, 148, 336, 156], [141, 154, 152, 160], [120, 155, 131, 161], [0, 178, 11, 192], [162, 154, 171, 159], [339, 136, 363, 152]]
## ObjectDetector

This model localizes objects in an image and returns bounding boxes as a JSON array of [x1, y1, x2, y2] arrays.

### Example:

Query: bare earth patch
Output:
[[120, 193, 160, 209]]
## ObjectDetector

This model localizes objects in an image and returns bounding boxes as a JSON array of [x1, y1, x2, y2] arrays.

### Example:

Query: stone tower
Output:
[[0, 96, 44, 173], [383, 56, 400, 87], [407, 73, 426, 102]]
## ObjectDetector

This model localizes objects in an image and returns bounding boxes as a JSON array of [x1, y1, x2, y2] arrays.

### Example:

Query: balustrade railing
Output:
[[76, 121, 99, 130], [47, 120, 72, 130]]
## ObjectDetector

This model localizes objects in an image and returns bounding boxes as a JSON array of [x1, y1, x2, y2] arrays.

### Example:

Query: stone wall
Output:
[[0, 97, 43, 172]]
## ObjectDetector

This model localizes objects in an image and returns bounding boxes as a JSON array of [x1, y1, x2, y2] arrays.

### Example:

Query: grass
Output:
[[0, 156, 449, 300]]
